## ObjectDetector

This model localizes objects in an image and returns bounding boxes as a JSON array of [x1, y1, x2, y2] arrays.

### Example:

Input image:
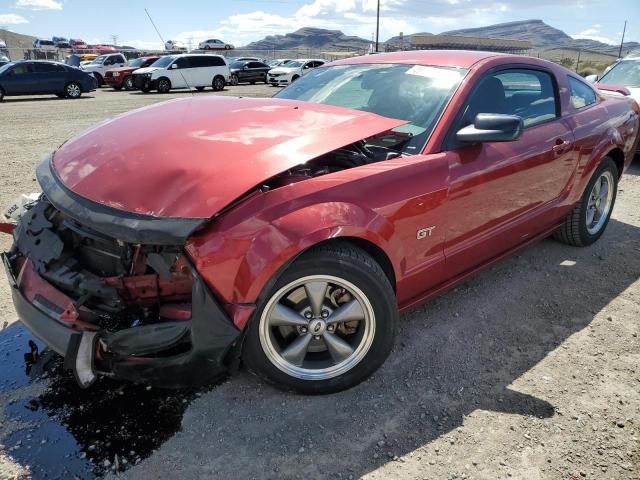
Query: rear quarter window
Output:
[[568, 76, 597, 109]]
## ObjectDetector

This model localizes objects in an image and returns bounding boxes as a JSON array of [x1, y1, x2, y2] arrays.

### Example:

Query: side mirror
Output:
[[170, 63, 178, 69], [585, 74, 598, 84], [456, 113, 524, 143], [242, 65, 248, 70]]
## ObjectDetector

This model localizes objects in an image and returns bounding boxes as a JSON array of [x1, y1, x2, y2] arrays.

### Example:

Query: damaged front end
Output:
[[3, 196, 239, 388]]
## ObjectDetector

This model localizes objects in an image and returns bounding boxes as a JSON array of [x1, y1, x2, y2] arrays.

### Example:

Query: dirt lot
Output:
[[0, 87, 638, 480]]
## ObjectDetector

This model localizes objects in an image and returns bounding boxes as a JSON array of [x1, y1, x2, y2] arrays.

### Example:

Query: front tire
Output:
[[93, 73, 103, 87], [65, 82, 82, 99], [554, 157, 618, 247], [123, 76, 134, 90], [157, 77, 171, 94], [230, 74, 239, 86], [243, 243, 397, 394], [0, 88, 4, 102]]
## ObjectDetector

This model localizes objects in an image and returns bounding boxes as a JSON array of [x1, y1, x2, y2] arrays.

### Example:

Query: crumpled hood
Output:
[[51, 96, 406, 219]]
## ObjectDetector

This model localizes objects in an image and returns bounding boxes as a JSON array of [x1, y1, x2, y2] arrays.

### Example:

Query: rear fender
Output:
[[185, 201, 401, 312]]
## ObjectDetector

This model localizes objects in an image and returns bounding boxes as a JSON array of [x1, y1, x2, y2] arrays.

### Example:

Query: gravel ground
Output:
[[0, 87, 638, 480]]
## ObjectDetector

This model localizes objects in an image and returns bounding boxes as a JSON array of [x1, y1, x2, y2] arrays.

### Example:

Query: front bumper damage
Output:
[[2, 159, 241, 388]]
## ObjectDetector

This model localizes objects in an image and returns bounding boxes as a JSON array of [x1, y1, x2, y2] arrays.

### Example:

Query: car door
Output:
[[442, 67, 576, 278], [169, 56, 191, 88], [2, 63, 36, 94], [33, 62, 66, 93], [244, 62, 261, 82]]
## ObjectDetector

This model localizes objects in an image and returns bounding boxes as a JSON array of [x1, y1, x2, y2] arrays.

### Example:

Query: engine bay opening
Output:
[[263, 132, 411, 189]]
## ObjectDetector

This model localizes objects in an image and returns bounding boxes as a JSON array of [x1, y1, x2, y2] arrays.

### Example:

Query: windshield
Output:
[[127, 58, 146, 67], [285, 61, 303, 68], [150, 56, 175, 68], [599, 60, 640, 87], [276, 63, 467, 154], [230, 61, 246, 69], [90, 55, 107, 64], [39, 40, 54, 46]]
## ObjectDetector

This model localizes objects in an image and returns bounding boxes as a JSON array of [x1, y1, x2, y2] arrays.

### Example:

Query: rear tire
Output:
[[212, 75, 225, 91], [243, 243, 397, 394], [554, 157, 618, 247], [0, 88, 3, 102], [93, 73, 103, 87], [157, 77, 171, 94]]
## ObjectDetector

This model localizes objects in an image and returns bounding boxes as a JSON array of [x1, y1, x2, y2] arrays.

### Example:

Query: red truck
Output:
[[104, 56, 160, 90]]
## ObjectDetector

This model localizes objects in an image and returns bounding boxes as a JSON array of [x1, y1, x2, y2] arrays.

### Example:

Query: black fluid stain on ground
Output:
[[0, 323, 212, 479]]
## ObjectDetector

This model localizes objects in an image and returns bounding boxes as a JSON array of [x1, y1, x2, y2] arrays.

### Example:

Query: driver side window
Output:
[[463, 69, 559, 128]]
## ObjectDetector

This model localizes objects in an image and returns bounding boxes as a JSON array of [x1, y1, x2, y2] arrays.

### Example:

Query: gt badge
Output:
[[417, 226, 436, 239]]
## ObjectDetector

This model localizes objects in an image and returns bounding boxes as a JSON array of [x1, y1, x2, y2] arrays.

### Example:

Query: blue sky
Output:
[[0, 0, 637, 49]]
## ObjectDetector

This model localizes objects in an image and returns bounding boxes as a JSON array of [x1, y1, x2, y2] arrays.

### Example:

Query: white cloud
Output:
[[15, 0, 62, 10], [571, 25, 617, 45], [0, 13, 29, 24]]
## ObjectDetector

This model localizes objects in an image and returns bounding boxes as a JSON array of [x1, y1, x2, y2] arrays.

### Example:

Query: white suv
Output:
[[268, 59, 325, 86], [198, 39, 234, 50], [131, 54, 230, 93], [80, 53, 126, 86]]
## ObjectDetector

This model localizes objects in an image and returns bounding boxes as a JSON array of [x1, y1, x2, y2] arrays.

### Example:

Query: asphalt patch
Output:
[[0, 323, 209, 478]]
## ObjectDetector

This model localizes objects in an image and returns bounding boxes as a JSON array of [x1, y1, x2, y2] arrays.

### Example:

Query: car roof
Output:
[[174, 53, 224, 58], [328, 50, 505, 69]]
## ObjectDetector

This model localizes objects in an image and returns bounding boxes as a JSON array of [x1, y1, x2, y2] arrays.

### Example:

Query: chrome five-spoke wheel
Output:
[[259, 275, 375, 381], [586, 170, 614, 235]]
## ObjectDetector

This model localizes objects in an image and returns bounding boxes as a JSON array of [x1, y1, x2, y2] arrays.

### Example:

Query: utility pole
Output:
[[576, 49, 581, 73], [375, 0, 380, 53], [618, 20, 627, 58], [111, 34, 118, 46]]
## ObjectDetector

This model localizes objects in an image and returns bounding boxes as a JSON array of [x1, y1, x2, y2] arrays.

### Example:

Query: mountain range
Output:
[[243, 20, 638, 56]]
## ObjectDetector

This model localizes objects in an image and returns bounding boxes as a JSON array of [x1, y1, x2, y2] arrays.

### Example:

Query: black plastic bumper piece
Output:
[[3, 252, 241, 388], [36, 155, 207, 245]]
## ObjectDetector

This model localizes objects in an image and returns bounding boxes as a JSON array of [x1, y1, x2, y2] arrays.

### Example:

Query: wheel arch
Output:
[[186, 201, 404, 310], [605, 147, 625, 178]]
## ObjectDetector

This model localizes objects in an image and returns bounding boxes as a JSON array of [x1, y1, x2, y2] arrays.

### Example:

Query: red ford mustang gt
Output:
[[2, 51, 638, 393]]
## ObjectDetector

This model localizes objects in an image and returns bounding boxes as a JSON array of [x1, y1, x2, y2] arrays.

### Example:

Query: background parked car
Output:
[[0, 60, 96, 101], [267, 58, 293, 68], [0, 39, 6, 49], [33, 39, 55, 51], [52, 37, 71, 49], [229, 60, 270, 85], [267, 58, 325, 86], [132, 54, 229, 93], [587, 53, 640, 104], [0, 57, 9, 67], [105, 56, 160, 90], [198, 39, 234, 50], [81, 53, 126, 86], [79, 53, 97, 65], [69, 39, 89, 52], [164, 40, 187, 51], [88, 45, 118, 55]]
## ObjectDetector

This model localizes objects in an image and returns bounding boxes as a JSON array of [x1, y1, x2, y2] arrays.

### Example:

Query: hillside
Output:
[[0, 28, 36, 50], [242, 27, 370, 51], [385, 32, 432, 49], [443, 19, 639, 55]]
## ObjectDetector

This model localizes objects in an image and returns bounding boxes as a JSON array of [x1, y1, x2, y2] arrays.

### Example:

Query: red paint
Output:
[[594, 83, 632, 96], [52, 97, 405, 218], [47, 51, 638, 328], [0, 222, 14, 234]]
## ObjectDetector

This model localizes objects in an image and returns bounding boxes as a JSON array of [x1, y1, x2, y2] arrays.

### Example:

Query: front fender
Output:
[[185, 201, 401, 315]]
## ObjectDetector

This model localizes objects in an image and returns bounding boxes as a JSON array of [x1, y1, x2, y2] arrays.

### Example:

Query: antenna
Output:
[[144, 8, 194, 94]]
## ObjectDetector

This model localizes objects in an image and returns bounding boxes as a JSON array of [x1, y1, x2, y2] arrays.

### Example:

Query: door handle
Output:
[[552, 139, 572, 154]]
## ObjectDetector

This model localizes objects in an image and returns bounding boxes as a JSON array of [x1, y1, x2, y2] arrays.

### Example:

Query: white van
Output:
[[131, 54, 230, 93]]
